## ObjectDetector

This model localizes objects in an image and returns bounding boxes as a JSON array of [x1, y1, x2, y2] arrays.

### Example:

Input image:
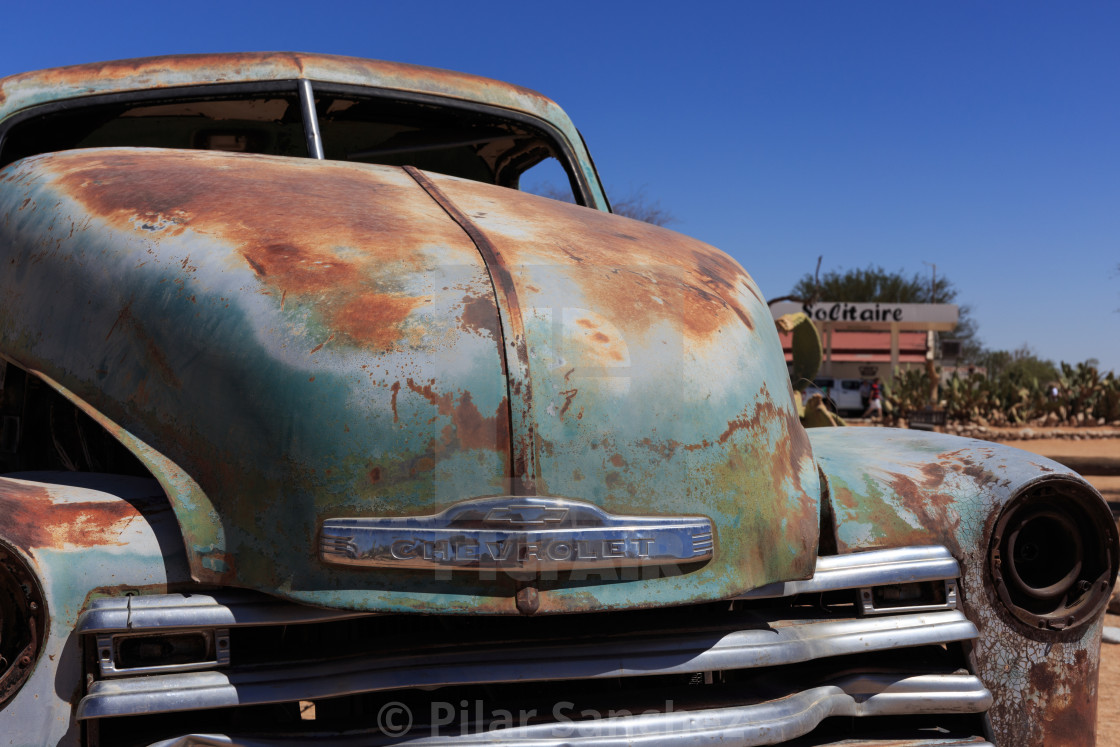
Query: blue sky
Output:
[[4, 2, 1118, 371]]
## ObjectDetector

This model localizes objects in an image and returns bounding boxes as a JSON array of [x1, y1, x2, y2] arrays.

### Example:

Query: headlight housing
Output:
[[0, 541, 46, 708], [989, 478, 1118, 632]]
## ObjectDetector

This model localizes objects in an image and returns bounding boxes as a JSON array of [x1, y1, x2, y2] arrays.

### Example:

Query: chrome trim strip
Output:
[[78, 546, 956, 635], [139, 675, 992, 746], [320, 496, 714, 571], [78, 591, 371, 634], [78, 610, 977, 720], [739, 545, 961, 599]]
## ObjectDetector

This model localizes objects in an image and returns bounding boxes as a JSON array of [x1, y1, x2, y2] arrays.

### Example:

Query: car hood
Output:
[[0, 148, 819, 613]]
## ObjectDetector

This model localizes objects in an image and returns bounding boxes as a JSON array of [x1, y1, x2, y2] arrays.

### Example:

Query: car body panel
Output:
[[811, 426, 1110, 745], [427, 172, 821, 593], [0, 147, 819, 614], [0, 52, 1112, 746], [0, 472, 192, 747]]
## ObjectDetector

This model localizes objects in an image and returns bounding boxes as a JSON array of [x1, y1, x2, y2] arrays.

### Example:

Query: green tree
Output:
[[979, 345, 1058, 384], [788, 264, 981, 362]]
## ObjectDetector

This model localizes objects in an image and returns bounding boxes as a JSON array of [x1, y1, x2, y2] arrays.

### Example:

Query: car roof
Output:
[[0, 52, 565, 124], [0, 52, 608, 210]]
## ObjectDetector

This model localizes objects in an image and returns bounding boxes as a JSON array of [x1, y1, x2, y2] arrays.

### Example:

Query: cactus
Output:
[[801, 393, 846, 428], [775, 312, 822, 391]]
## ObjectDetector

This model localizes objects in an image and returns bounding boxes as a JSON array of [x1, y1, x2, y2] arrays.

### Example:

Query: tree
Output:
[[526, 183, 676, 227], [979, 345, 1058, 383], [787, 264, 982, 363], [608, 186, 676, 227]]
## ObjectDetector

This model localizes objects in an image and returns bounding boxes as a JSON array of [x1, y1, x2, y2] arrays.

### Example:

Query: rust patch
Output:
[[452, 392, 507, 452], [47, 149, 485, 351], [717, 397, 784, 446], [459, 295, 500, 340], [941, 448, 1011, 489], [426, 179, 763, 344], [389, 381, 401, 424], [1, 52, 304, 93], [558, 389, 578, 418], [0, 479, 164, 550], [1024, 648, 1097, 744], [406, 379, 509, 453], [918, 461, 946, 486], [888, 472, 961, 541], [407, 378, 455, 415], [332, 296, 421, 348], [309, 333, 335, 354]]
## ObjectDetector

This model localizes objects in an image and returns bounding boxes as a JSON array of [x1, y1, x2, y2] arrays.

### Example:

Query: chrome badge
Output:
[[320, 496, 714, 571]]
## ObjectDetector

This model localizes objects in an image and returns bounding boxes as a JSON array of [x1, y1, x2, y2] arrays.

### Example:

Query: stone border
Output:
[[929, 424, 1120, 442]]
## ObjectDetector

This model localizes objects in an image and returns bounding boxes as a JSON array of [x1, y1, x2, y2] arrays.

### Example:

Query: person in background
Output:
[[862, 377, 883, 420]]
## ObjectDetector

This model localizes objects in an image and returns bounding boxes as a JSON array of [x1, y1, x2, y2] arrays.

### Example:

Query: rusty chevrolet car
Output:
[[0, 53, 1115, 746]]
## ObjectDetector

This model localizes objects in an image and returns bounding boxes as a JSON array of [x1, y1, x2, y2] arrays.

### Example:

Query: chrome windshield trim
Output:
[[738, 545, 961, 600], [77, 591, 371, 634], [77, 610, 977, 720], [298, 79, 324, 159]]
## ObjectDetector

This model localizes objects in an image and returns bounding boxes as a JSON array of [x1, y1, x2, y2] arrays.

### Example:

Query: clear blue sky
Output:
[[4, 2, 1117, 372]]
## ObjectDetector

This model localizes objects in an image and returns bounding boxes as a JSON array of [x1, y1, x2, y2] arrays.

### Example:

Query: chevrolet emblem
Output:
[[320, 496, 714, 572], [483, 505, 569, 525]]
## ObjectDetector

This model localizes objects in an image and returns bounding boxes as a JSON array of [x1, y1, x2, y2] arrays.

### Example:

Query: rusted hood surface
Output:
[[0, 148, 819, 613]]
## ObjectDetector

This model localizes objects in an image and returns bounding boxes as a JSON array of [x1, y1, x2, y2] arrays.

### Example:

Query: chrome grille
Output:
[[76, 545, 991, 746]]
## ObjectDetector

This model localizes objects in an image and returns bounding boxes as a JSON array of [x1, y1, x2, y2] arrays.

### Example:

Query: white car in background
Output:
[[803, 377, 866, 415]]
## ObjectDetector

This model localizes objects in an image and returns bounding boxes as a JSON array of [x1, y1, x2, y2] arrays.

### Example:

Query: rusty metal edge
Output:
[[404, 165, 536, 496], [14, 365, 228, 585]]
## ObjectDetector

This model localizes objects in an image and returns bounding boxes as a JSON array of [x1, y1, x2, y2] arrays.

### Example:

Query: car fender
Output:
[[810, 426, 1118, 744]]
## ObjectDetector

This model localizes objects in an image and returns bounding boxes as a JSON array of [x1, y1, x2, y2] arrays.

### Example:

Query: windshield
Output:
[[0, 82, 584, 203]]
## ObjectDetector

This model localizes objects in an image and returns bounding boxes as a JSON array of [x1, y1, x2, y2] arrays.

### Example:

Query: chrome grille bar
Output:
[[139, 674, 993, 746], [77, 610, 977, 720], [738, 545, 960, 600], [77, 590, 370, 634], [78, 546, 961, 636]]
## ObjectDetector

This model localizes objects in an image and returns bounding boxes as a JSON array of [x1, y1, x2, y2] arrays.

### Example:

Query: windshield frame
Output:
[[0, 79, 598, 208]]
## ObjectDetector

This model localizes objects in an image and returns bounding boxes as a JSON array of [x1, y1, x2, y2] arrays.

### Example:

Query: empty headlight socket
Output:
[[0, 541, 46, 709], [989, 479, 1119, 633]]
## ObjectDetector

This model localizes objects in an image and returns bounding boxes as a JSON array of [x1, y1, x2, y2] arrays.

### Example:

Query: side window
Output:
[[0, 94, 306, 168], [518, 156, 577, 204]]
